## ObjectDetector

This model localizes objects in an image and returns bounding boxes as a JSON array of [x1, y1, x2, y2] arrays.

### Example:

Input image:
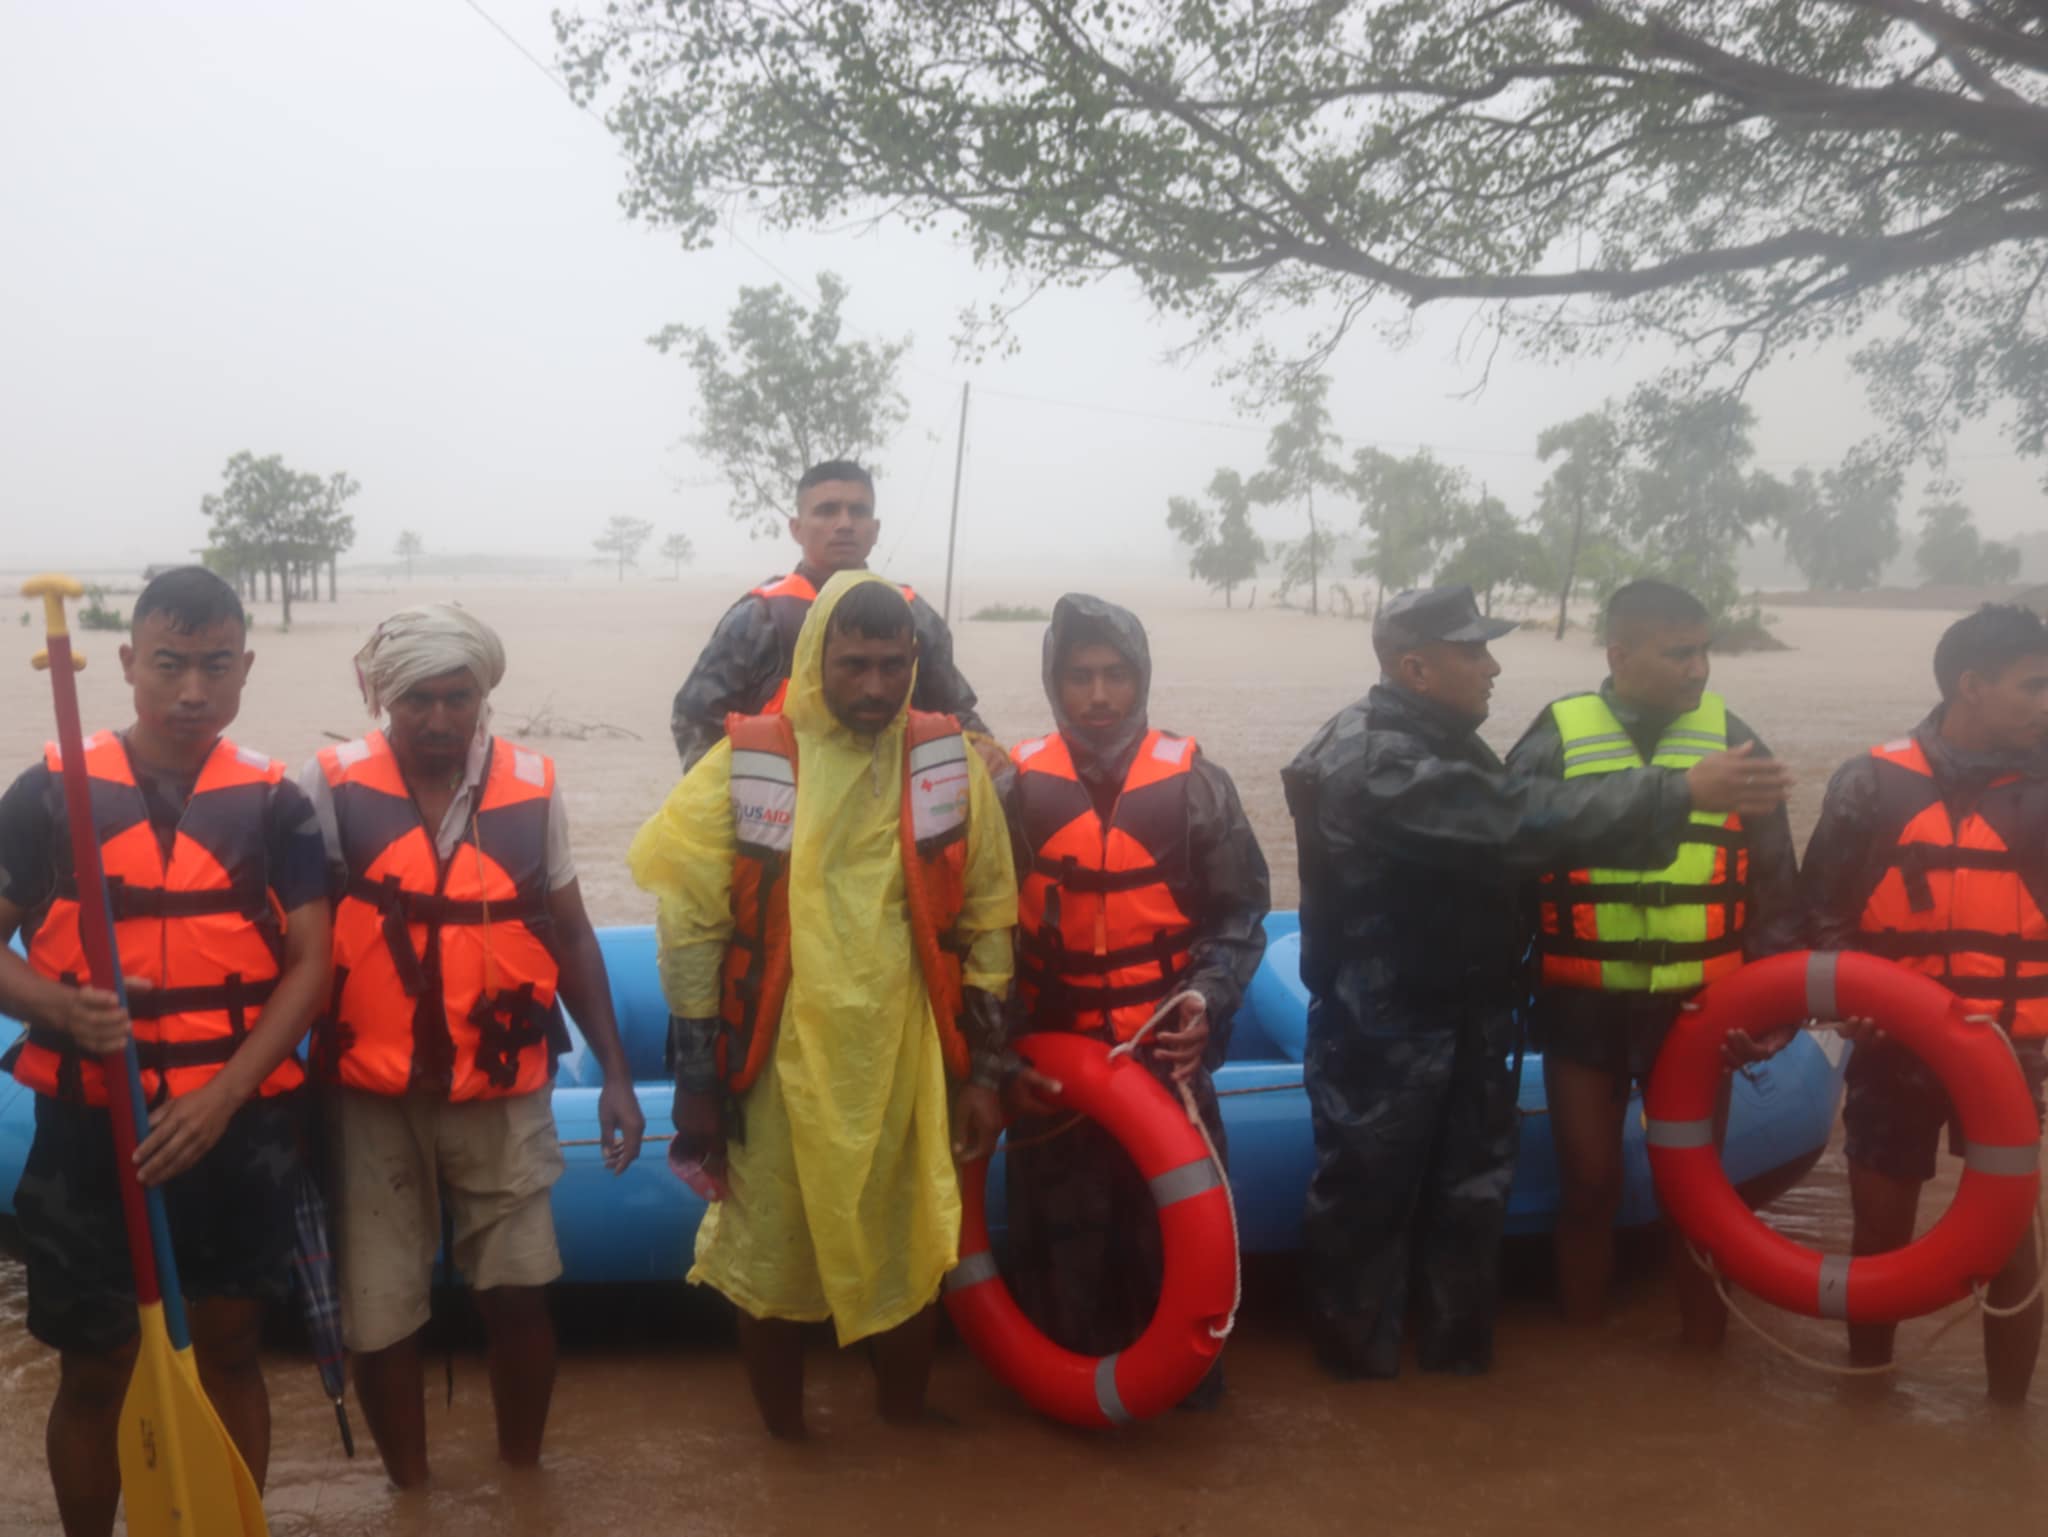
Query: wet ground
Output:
[[6, 1145, 2042, 1536], [1, 582, 2041, 1531]]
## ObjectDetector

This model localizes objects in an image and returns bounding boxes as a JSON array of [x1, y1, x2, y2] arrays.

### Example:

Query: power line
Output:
[[457, 0, 593, 116]]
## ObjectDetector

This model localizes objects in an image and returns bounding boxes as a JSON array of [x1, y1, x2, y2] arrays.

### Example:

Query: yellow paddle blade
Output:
[[118, 1305, 270, 1537]]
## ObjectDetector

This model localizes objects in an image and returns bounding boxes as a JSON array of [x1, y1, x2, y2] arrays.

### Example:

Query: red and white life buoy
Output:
[[945, 1032, 1236, 1427], [1646, 950, 2041, 1323]]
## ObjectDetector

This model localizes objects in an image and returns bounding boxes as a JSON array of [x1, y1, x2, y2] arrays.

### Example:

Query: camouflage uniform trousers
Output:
[[14, 1089, 304, 1354], [1302, 997, 1523, 1379], [1004, 1053, 1228, 1406]]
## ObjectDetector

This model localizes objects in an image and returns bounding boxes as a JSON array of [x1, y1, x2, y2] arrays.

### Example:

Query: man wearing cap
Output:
[[669, 459, 996, 774], [1282, 585, 1791, 1379], [300, 604, 645, 1486], [1507, 578, 1799, 1346]]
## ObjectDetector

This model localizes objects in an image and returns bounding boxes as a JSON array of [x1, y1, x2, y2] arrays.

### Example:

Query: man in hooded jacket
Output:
[[1282, 585, 1792, 1379], [1001, 594, 1268, 1407], [631, 573, 1016, 1439]]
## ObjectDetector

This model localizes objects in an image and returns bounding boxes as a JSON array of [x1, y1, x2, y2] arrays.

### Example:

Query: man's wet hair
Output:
[[1606, 579, 1710, 639], [828, 581, 915, 643], [797, 459, 875, 498], [1934, 603, 2048, 700], [131, 566, 245, 637]]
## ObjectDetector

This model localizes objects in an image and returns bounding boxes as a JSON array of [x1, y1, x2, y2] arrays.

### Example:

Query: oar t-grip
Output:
[[22, 573, 84, 637]]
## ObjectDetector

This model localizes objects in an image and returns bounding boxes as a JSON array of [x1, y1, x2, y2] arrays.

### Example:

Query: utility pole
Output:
[[942, 381, 969, 625]]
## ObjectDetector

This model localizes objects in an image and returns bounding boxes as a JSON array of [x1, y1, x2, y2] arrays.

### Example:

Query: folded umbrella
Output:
[[287, 1167, 355, 1458]]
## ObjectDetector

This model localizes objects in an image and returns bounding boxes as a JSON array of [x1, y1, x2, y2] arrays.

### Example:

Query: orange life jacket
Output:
[[1856, 736, 2048, 1039], [313, 731, 567, 1100], [718, 708, 970, 1092], [750, 571, 918, 715], [7, 732, 301, 1107], [1011, 729, 1199, 1041]]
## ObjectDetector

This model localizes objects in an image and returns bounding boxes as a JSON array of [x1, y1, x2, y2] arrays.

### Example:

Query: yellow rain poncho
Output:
[[627, 572, 1016, 1343]]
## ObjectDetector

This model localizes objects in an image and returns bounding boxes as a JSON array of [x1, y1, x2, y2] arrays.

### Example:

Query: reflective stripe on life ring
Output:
[[943, 1032, 1235, 1428], [1646, 950, 2041, 1323]]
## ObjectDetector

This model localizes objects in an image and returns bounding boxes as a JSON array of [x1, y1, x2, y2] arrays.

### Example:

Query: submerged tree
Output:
[[1247, 376, 1346, 617], [1616, 390, 1780, 616], [395, 530, 424, 581], [200, 452, 356, 627], [659, 530, 697, 580], [1349, 447, 1470, 614], [1777, 449, 1904, 592], [594, 515, 655, 581], [659, 274, 908, 533], [1916, 502, 2024, 585], [1438, 494, 1550, 617], [1166, 468, 1265, 609], [1535, 412, 1627, 639]]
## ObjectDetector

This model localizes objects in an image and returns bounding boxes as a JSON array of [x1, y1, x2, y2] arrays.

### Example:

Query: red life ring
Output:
[[945, 1032, 1235, 1427], [1646, 950, 2041, 1323]]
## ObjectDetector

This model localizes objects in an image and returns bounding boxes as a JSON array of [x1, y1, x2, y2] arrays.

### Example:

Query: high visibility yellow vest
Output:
[[1535, 691, 1749, 993]]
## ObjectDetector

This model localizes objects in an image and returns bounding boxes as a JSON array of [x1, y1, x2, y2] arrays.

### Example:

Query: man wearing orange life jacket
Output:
[[668, 458, 995, 773], [631, 574, 1016, 1440], [299, 604, 644, 1487], [1001, 594, 1269, 1409], [1799, 604, 2048, 1402], [0, 567, 332, 1537]]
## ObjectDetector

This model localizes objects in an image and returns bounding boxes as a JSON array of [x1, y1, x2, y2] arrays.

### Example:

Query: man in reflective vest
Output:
[[0, 566, 332, 1536], [1001, 593, 1269, 1408], [1508, 579, 1799, 1346], [1798, 603, 2048, 1401], [632, 574, 1016, 1440], [300, 604, 645, 1486], [1283, 584, 1792, 1380], [668, 458, 996, 773]]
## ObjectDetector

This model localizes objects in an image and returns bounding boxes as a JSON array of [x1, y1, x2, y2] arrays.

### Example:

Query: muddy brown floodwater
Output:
[[0, 581, 2042, 1533]]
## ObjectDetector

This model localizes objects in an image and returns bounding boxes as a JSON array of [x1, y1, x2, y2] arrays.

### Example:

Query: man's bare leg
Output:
[[1985, 1213, 2043, 1405], [354, 1332, 431, 1488], [735, 1313, 807, 1440], [870, 1305, 938, 1426], [46, 1342, 136, 1537], [1545, 1056, 1628, 1324], [1847, 1162, 1921, 1368], [474, 1285, 556, 1467]]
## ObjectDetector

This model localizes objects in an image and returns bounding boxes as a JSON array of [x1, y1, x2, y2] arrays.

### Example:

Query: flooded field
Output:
[[0, 579, 2038, 1534]]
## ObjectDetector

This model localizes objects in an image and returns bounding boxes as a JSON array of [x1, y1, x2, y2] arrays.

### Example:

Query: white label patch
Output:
[[512, 748, 547, 787], [235, 745, 273, 771], [1014, 737, 1049, 763], [909, 734, 971, 843], [1152, 734, 1193, 766], [732, 777, 798, 853], [333, 737, 372, 768]]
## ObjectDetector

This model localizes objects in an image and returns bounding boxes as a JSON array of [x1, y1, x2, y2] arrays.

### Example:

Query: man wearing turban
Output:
[[299, 604, 645, 1486]]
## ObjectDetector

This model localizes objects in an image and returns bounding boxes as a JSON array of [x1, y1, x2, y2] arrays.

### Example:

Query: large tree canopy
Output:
[[559, 0, 2048, 481]]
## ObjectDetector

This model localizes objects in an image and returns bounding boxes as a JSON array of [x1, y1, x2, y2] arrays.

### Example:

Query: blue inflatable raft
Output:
[[0, 915, 1848, 1282]]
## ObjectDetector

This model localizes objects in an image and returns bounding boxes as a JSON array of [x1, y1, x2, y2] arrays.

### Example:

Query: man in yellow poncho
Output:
[[628, 572, 1015, 1439]]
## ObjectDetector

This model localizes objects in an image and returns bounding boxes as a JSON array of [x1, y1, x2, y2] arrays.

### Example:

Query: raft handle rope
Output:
[[1108, 991, 1243, 1344], [1684, 1006, 2047, 1377]]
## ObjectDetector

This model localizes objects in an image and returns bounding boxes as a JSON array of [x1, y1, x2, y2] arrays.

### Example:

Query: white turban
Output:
[[353, 604, 507, 719]]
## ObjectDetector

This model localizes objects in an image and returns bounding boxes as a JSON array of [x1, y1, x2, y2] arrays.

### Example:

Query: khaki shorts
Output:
[[329, 1087, 566, 1353]]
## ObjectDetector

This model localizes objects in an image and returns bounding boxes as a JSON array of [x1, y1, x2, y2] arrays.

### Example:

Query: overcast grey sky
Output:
[[4, 0, 2041, 591]]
